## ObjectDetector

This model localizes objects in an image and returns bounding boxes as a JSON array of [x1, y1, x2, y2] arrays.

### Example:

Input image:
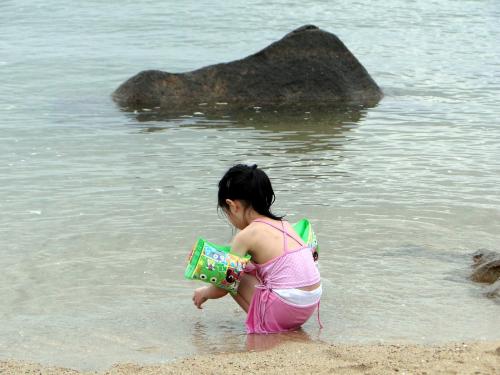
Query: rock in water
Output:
[[112, 25, 382, 111], [471, 249, 500, 284]]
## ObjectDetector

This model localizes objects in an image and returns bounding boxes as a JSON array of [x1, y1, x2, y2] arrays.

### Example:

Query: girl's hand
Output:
[[192, 285, 229, 309], [192, 287, 209, 309]]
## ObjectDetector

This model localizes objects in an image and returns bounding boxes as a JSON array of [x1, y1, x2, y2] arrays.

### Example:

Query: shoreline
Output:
[[1, 340, 499, 375]]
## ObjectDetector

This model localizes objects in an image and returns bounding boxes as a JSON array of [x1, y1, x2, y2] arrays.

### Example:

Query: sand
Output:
[[1, 341, 499, 375]]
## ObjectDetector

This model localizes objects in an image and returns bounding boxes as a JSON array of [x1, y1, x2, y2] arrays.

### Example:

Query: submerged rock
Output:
[[471, 249, 500, 284], [112, 25, 382, 111], [484, 280, 500, 299]]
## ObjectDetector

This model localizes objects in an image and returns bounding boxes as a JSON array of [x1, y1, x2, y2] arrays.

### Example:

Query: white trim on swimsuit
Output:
[[273, 284, 322, 306]]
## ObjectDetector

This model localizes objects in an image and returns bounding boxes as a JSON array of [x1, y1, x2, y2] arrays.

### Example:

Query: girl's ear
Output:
[[225, 199, 236, 211]]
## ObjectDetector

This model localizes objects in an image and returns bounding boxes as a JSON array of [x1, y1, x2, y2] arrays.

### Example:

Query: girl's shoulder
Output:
[[231, 224, 259, 254], [233, 220, 273, 246], [236, 221, 263, 240]]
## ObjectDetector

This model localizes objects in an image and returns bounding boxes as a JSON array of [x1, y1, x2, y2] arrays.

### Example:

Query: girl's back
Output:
[[239, 218, 321, 292], [242, 219, 306, 264]]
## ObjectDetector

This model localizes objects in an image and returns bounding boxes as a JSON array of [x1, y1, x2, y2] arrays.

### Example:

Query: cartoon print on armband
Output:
[[204, 246, 228, 263], [225, 268, 241, 284], [206, 258, 216, 271]]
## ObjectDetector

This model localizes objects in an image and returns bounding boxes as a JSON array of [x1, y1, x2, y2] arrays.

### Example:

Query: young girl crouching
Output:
[[192, 164, 322, 334]]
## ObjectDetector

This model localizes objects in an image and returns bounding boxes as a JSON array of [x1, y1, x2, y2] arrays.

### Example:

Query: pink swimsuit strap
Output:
[[252, 218, 306, 253]]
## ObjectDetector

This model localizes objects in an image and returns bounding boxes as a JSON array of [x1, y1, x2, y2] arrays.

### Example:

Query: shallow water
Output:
[[1, 0, 499, 371]]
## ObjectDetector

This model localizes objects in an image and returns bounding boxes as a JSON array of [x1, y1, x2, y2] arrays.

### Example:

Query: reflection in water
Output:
[[192, 320, 315, 355], [130, 105, 370, 154], [191, 320, 247, 355], [246, 329, 313, 352]]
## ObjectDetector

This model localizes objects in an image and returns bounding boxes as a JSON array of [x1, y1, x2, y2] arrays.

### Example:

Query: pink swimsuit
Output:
[[244, 219, 322, 334]]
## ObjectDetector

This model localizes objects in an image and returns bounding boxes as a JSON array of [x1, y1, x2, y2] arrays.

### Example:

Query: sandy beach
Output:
[[2, 340, 499, 375]]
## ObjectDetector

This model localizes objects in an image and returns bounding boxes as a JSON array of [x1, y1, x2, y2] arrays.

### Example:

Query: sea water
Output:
[[1, 0, 499, 370]]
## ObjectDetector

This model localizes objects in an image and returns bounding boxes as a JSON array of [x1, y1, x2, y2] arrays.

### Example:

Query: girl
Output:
[[192, 164, 322, 334]]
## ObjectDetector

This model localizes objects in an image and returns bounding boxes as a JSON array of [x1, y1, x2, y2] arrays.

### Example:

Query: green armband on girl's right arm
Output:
[[185, 239, 250, 295]]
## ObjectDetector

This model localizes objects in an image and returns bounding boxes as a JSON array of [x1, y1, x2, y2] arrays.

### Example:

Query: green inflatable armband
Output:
[[293, 218, 319, 261], [184, 219, 318, 294], [184, 240, 250, 294]]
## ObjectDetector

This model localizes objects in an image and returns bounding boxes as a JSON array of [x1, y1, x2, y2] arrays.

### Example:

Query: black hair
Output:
[[218, 164, 283, 220]]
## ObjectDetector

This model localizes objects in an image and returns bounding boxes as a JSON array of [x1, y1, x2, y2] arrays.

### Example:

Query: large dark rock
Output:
[[112, 25, 382, 111]]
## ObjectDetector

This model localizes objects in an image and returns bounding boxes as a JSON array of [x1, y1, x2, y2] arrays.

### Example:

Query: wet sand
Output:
[[1, 340, 499, 375]]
